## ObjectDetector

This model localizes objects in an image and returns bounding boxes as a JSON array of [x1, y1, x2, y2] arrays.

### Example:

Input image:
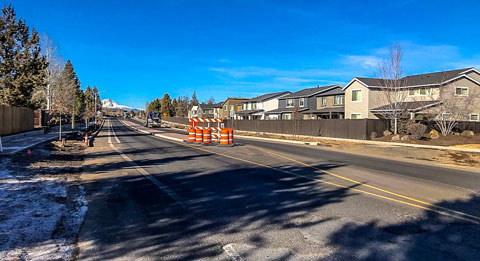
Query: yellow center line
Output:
[[119, 119, 480, 224], [251, 145, 480, 223]]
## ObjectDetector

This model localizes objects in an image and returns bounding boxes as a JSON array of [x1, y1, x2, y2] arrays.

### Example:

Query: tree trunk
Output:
[[59, 115, 62, 141], [394, 118, 398, 134], [71, 111, 75, 130]]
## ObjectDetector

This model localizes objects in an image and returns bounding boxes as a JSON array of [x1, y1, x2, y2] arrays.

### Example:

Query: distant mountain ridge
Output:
[[102, 99, 142, 112]]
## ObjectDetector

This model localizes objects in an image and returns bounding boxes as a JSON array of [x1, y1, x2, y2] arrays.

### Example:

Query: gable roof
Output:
[[315, 86, 344, 97], [345, 67, 478, 89], [280, 85, 341, 99], [198, 103, 215, 109], [244, 91, 290, 103]]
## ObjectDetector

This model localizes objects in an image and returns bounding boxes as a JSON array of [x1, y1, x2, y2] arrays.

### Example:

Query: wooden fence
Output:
[[165, 117, 388, 140], [0, 105, 34, 136], [165, 117, 480, 140]]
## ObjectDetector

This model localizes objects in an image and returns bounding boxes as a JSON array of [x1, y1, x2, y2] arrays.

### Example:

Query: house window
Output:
[[252, 102, 257, 109], [351, 90, 362, 102], [286, 99, 294, 107], [455, 87, 468, 96], [299, 98, 305, 107], [230, 105, 234, 111], [409, 88, 432, 96], [350, 113, 362, 119], [321, 97, 327, 107], [243, 104, 246, 110], [334, 95, 344, 105], [471, 114, 479, 121], [282, 113, 292, 120]]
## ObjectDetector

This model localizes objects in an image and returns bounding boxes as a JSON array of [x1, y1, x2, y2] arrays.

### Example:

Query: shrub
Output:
[[407, 123, 427, 140], [370, 132, 377, 140]]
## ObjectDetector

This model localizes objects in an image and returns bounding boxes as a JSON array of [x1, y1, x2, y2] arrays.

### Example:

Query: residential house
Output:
[[343, 67, 480, 121], [308, 86, 345, 119], [265, 85, 342, 120], [236, 91, 290, 120], [219, 98, 249, 119], [188, 105, 199, 118], [212, 102, 223, 119], [197, 103, 215, 118]]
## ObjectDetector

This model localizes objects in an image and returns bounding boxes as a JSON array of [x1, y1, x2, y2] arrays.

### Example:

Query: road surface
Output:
[[77, 118, 480, 260]]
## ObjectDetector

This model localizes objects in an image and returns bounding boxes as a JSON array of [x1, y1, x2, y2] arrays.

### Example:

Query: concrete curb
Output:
[[160, 120, 480, 154]]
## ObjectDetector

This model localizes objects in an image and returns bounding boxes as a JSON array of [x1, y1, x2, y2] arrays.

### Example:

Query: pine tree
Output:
[[61, 60, 81, 129], [84, 86, 94, 126], [0, 4, 47, 108], [171, 98, 178, 117], [148, 98, 161, 112], [161, 93, 172, 117], [189, 91, 199, 109]]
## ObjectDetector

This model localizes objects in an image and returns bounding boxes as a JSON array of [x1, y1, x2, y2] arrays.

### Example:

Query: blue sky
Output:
[[6, 0, 480, 108]]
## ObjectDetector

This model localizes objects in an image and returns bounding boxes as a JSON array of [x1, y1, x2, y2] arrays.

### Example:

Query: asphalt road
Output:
[[77, 118, 480, 260]]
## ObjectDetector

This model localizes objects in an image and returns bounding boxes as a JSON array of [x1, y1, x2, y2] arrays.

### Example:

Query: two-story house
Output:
[[236, 91, 290, 120], [307, 86, 345, 119], [219, 97, 249, 119], [265, 85, 342, 120], [213, 102, 223, 119], [197, 103, 215, 118], [343, 67, 480, 121]]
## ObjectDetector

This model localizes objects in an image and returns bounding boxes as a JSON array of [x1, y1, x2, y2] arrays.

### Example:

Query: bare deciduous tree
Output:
[[39, 33, 63, 110], [425, 77, 479, 135], [376, 43, 409, 134]]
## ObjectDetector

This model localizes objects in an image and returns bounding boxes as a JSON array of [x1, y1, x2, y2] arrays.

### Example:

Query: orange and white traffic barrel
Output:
[[188, 128, 196, 142], [228, 128, 233, 144], [220, 129, 229, 145], [195, 128, 203, 143], [84, 133, 89, 146], [203, 129, 212, 144]]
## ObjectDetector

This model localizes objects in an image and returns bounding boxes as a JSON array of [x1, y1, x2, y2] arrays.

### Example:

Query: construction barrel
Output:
[[195, 128, 203, 143], [220, 129, 229, 145], [203, 129, 212, 144], [228, 128, 233, 144], [188, 128, 196, 142]]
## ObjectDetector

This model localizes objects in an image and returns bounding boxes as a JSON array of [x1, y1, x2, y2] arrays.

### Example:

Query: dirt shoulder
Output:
[[0, 138, 88, 261]]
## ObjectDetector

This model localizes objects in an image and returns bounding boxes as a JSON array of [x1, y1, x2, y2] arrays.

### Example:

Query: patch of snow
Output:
[[0, 158, 88, 261]]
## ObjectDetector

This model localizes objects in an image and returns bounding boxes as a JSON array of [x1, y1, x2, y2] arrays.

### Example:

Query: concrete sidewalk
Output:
[[0, 124, 84, 155]]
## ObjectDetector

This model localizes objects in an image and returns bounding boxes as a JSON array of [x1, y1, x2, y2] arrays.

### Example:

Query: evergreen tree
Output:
[[189, 91, 199, 109], [60, 60, 81, 129], [84, 86, 95, 125], [161, 93, 172, 116], [93, 86, 101, 113], [0, 4, 47, 108], [148, 98, 161, 112], [171, 98, 178, 117]]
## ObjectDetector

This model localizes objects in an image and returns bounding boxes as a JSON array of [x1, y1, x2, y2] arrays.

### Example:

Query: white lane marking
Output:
[[110, 119, 121, 143], [108, 119, 112, 144], [107, 121, 186, 210], [222, 244, 244, 261]]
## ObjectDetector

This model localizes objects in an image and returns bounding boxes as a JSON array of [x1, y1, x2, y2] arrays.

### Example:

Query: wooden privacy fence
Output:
[[225, 119, 388, 140], [165, 117, 388, 140], [0, 105, 34, 136]]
